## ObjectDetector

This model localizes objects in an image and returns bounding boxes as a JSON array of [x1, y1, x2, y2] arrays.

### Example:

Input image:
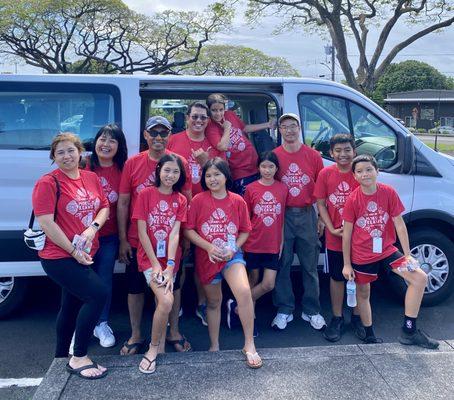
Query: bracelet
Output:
[[166, 260, 176, 267], [70, 247, 76, 256]]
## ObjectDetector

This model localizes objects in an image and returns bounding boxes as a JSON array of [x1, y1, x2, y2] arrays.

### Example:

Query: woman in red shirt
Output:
[[185, 157, 262, 369], [86, 124, 128, 349], [205, 93, 276, 196], [133, 154, 188, 374], [32, 133, 110, 380]]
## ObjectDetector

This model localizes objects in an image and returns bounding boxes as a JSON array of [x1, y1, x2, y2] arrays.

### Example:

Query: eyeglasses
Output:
[[190, 114, 208, 121], [279, 124, 299, 131], [147, 129, 170, 138]]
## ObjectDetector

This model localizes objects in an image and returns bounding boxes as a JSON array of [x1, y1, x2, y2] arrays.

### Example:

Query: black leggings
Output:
[[41, 257, 108, 358]]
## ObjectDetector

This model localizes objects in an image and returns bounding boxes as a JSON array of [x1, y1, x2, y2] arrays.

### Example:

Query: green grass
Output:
[[423, 142, 454, 155]]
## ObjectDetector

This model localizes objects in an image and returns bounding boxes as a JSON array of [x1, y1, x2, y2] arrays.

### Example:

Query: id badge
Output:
[[227, 234, 237, 251], [191, 163, 199, 179], [156, 240, 166, 258], [372, 237, 383, 254]]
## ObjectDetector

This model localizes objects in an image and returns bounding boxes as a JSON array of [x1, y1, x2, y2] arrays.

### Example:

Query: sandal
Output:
[[138, 356, 156, 374], [66, 362, 108, 380], [241, 349, 263, 369], [166, 335, 192, 352], [120, 340, 144, 355]]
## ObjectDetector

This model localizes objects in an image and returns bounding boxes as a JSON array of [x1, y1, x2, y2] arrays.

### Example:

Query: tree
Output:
[[0, 0, 233, 74], [173, 44, 300, 76], [246, 0, 454, 94], [373, 60, 454, 105]]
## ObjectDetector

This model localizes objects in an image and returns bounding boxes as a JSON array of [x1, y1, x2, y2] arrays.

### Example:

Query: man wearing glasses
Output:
[[168, 102, 224, 196], [271, 113, 327, 332], [117, 116, 192, 355]]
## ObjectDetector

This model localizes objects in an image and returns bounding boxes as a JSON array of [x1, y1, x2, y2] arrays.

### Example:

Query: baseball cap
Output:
[[278, 113, 301, 126], [145, 116, 172, 131]]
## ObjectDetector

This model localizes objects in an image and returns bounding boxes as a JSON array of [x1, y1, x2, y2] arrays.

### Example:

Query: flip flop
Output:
[[138, 356, 156, 374], [120, 340, 144, 355], [166, 336, 192, 352], [241, 349, 263, 369], [65, 362, 108, 380]]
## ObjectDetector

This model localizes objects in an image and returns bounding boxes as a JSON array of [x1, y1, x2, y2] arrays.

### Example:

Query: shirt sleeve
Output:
[[313, 169, 327, 200], [180, 157, 193, 196], [176, 194, 188, 223], [388, 186, 405, 217], [94, 174, 109, 209], [227, 110, 245, 131], [132, 189, 147, 221], [342, 195, 356, 223], [205, 122, 223, 148], [313, 151, 324, 181], [32, 175, 58, 216], [238, 197, 252, 233], [119, 160, 132, 194], [243, 186, 253, 217]]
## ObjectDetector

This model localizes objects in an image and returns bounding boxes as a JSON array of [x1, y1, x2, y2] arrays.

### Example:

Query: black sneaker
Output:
[[398, 329, 440, 349], [323, 316, 344, 342], [363, 335, 384, 344], [351, 315, 366, 341]]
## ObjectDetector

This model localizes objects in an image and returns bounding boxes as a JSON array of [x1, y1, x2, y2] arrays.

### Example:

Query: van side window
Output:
[[298, 93, 398, 169], [0, 83, 120, 150]]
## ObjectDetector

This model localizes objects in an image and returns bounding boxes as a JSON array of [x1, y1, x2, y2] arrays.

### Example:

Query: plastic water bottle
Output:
[[346, 280, 357, 308]]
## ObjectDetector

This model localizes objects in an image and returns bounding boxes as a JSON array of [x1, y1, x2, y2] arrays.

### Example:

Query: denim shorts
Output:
[[210, 250, 246, 284]]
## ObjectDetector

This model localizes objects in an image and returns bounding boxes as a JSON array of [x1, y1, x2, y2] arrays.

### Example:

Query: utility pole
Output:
[[323, 41, 336, 81]]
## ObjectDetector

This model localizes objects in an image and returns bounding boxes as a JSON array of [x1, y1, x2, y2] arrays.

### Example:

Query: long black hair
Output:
[[155, 154, 186, 193], [201, 157, 233, 191], [90, 124, 128, 171]]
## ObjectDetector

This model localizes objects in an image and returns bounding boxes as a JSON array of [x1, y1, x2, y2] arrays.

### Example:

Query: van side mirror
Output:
[[402, 133, 415, 174]]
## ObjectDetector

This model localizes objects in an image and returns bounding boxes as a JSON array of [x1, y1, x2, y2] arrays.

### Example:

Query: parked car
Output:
[[437, 126, 454, 134], [0, 74, 453, 318]]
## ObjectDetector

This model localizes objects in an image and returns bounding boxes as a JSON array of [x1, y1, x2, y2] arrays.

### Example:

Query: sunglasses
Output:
[[190, 114, 208, 121], [147, 129, 170, 138]]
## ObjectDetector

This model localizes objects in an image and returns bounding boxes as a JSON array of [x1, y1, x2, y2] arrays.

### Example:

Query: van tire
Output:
[[0, 277, 29, 319], [389, 228, 454, 306]]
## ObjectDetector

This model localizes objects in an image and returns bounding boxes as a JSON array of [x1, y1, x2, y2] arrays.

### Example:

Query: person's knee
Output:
[[356, 284, 369, 300], [206, 294, 222, 310], [261, 279, 275, 293], [235, 285, 252, 306], [409, 270, 428, 290], [157, 295, 174, 314]]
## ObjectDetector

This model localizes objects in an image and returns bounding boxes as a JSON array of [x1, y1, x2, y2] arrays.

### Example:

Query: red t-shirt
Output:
[[205, 110, 258, 180], [314, 164, 359, 251], [243, 180, 288, 254], [119, 150, 191, 247], [343, 183, 405, 265], [273, 144, 324, 207], [32, 169, 109, 259], [185, 191, 251, 284], [167, 130, 223, 195], [132, 187, 187, 273], [85, 163, 122, 237]]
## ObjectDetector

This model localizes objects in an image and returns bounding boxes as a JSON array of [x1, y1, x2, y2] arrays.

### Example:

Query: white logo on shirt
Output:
[[253, 191, 282, 227], [65, 188, 101, 227], [136, 173, 155, 193], [201, 207, 237, 247], [281, 163, 310, 197], [356, 201, 389, 238], [328, 181, 352, 216], [147, 200, 177, 241], [229, 127, 247, 153], [99, 176, 118, 204]]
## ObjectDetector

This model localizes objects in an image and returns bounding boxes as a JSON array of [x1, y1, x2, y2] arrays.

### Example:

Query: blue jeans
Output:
[[92, 234, 119, 324]]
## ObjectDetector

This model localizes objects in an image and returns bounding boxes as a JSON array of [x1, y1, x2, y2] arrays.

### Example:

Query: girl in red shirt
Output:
[[86, 124, 128, 349], [32, 133, 110, 380], [206, 93, 276, 196], [133, 154, 188, 374], [185, 158, 262, 369], [243, 152, 288, 327]]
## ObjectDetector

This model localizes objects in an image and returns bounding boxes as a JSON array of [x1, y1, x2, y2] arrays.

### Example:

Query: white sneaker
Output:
[[271, 313, 294, 330], [93, 322, 116, 348], [301, 312, 327, 330], [69, 332, 75, 355]]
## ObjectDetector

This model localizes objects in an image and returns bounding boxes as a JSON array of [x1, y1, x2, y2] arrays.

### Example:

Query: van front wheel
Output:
[[389, 229, 453, 306], [0, 277, 29, 319]]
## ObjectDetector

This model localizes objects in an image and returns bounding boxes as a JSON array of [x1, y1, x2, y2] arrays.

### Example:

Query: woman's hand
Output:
[[207, 244, 224, 263], [222, 247, 235, 262], [159, 269, 174, 294], [330, 227, 344, 237], [342, 264, 355, 281], [80, 225, 97, 251], [268, 118, 277, 130], [73, 249, 94, 266]]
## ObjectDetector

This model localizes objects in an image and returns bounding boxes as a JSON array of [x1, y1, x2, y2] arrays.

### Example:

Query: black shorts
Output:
[[125, 248, 146, 294], [326, 249, 345, 282], [244, 252, 280, 271], [352, 250, 402, 285]]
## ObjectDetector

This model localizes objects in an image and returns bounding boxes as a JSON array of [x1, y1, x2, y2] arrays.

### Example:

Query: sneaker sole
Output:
[[195, 310, 208, 326], [93, 332, 116, 348], [398, 336, 439, 349], [301, 314, 326, 331], [271, 314, 294, 330]]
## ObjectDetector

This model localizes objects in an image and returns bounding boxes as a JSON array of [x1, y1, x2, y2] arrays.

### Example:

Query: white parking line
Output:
[[0, 378, 42, 389]]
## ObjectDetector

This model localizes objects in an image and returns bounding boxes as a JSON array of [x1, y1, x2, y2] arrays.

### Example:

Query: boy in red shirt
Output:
[[342, 154, 439, 348], [314, 134, 365, 342]]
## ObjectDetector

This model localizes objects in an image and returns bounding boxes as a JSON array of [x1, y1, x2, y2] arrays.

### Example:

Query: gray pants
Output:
[[273, 206, 321, 315]]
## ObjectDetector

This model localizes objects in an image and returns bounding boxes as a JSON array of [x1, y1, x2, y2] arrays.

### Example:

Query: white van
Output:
[[0, 74, 453, 318]]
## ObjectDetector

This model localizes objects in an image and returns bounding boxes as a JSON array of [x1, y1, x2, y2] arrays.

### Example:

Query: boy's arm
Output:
[[393, 215, 411, 256], [316, 199, 342, 237], [342, 221, 355, 280]]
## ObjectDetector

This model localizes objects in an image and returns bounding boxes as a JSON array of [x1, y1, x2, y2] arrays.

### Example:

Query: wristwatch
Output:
[[90, 222, 100, 231]]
